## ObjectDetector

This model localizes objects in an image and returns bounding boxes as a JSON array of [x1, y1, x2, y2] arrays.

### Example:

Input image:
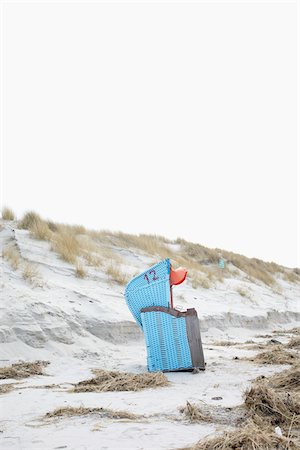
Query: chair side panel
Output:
[[185, 312, 205, 370]]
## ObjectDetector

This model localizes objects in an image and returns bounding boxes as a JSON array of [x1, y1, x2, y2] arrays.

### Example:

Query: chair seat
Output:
[[141, 307, 205, 372]]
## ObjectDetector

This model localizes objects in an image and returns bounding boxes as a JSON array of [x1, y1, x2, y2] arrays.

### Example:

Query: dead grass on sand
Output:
[[179, 401, 212, 423], [0, 383, 15, 394], [273, 328, 300, 336], [181, 365, 300, 450], [72, 369, 168, 393], [211, 341, 239, 347], [244, 383, 300, 428], [287, 337, 300, 349], [248, 346, 298, 365], [179, 420, 297, 450], [0, 361, 49, 379], [257, 365, 300, 393], [45, 406, 139, 421]]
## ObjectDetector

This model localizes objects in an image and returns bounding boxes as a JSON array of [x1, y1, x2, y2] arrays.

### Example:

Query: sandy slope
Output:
[[0, 221, 299, 449]]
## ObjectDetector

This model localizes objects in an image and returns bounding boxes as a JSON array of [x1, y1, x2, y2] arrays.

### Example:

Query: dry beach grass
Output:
[[244, 384, 300, 428], [248, 346, 298, 365], [0, 383, 15, 394], [45, 406, 139, 421], [0, 361, 49, 379], [287, 337, 300, 349], [180, 364, 300, 450], [180, 420, 298, 450], [3, 244, 20, 270], [22, 262, 41, 285], [10, 209, 300, 289], [179, 401, 212, 423], [1, 206, 16, 221], [257, 365, 300, 393], [72, 369, 168, 393]]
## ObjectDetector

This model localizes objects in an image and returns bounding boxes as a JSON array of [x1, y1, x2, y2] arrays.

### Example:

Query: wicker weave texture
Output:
[[125, 259, 171, 328], [141, 310, 193, 372]]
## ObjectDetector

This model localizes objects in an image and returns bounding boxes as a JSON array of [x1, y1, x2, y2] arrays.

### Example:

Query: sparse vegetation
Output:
[[181, 364, 300, 450], [248, 346, 298, 365], [22, 263, 41, 285], [105, 262, 129, 285], [29, 218, 52, 241], [51, 231, 79, 264], [83, 252, 102, 267], [45, 406, 139, 420], [0, 361, 49, 379], [180, 419, 297, 450], [1, 207, 15, 221], [283, 270, 300, 283], [75, 261, 86, 278], [11, 210, 299, 288], [236, 287, 250, 298], [286, 337, 300, 349], [108, 232, 173, 259], [0, 383, 15, 394], [212, 341, 239, 347], [244, 383, 300, 428], [273, 327, 300, 335], [180, 401, 212, 423], [190, 271, 211, 289], [229, 254, 276, 286], [257, 365, 300, 393], [3, 244, 20, 270], [72, 369, 168, 393], [19, 211, 42, 230]]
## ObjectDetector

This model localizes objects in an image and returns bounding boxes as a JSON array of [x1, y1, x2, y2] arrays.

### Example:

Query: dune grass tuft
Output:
[[0, 361, 49, 379], [83, 252, 102, 267], [19, 211, 42, 230], [190, 272, 211, 289], [3, 245, 20, 270], [51, 232, 79, 264], [1, 207, 15, 221], [72, 369, 168, 393], [22, 263, 41, 285], [75, 261, 86, 278], [29, 218, 52, 241], [105, 262, 129, 285], [283, 271, 300, 283]]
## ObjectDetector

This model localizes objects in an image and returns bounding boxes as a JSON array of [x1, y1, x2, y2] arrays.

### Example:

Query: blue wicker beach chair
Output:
[[125, 258, 205, 372]]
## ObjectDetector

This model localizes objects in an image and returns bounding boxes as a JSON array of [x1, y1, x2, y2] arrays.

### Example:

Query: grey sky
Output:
[[1, 0, 299, 267]]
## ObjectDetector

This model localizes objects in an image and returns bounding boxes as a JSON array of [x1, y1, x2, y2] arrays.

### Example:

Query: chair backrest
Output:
[[125, 258, 171, 328]]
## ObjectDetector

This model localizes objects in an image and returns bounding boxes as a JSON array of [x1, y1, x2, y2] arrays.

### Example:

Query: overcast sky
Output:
[[1, 0, 299, 268]]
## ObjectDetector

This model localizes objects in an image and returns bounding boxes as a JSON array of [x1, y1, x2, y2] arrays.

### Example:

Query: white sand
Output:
[[0, 220, 299, 449]]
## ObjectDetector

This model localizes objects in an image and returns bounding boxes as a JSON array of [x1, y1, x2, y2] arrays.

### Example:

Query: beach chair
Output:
[[125, 258, 205, 372]]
